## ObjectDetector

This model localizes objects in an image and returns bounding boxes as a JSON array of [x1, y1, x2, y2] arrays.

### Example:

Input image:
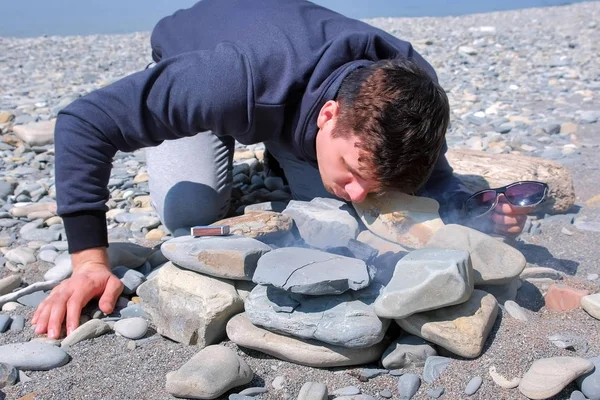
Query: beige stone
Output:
[[396, 290, 498, 358], [27, 210, 56, 220], [0, 275, 22, 296], [226, 313, 389, 368], [133, 172, 148, 183], [133, 195, 151, 208], [426, 224, 526, 285], [0, 112, 14, 123], [519, 357, 594, 399], [10, 202, 57, 218], [45, 216, 63, 226], [138, 263, 243, 346], [12, 119, 56, 146], [145, 229, 164, 241], [356, 230, 407, 254], [214, 211, 294, 245], [581, 293, 600, 320], [353, 192, 444, 249], [233, 149, 255, 161]]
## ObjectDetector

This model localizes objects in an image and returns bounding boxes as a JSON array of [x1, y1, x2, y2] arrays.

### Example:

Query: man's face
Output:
[[315, 101, 378, 203]]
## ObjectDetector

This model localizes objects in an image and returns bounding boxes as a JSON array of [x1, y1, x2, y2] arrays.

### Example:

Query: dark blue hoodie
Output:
[[55, 0, 470, 253]]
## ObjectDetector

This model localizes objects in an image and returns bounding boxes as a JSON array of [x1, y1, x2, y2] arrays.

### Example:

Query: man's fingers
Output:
[[491, 212, 526, 226], [34, 302, 52, 335], [98, 276, 124, 315], [494, 223, 523, 235], [47, 299, 67, 339]]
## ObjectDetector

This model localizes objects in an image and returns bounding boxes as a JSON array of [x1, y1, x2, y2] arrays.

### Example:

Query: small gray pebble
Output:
[[229, 395, 255, 400], [332, 386, 360, 396], [389, 369, 404, 376], [380, 389, 393, 398], [0, 314, 11, 333], [398, 373, 420, 400], [465, 376, 483, 395], [238, 387, 268, 396], [359, 368, 388, 381], [427, 387, 445, 398], [0, 362, 18, 387], [9, 315, 25, 332], [18, 370, 33, 383], [570, 390, 587, 400], [126, 341, 137, 350]]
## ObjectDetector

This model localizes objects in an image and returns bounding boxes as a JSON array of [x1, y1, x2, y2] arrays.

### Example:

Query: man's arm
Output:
[[55, 43, 252, 253]]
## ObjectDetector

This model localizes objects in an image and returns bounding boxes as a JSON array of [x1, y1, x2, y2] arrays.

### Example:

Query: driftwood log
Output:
[[446, 149, 575, 214]]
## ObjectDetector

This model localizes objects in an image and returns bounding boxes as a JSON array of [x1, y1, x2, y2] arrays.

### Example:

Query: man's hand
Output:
[[465, 196, 532, 237], [32, 247, 123, 339]]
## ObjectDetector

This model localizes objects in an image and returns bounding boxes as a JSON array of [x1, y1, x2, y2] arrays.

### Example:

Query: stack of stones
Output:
[[136, 191, 527, 374]]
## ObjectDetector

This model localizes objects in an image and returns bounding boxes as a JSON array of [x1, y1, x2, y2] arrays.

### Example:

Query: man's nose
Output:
[[346, 181, 368, 203]]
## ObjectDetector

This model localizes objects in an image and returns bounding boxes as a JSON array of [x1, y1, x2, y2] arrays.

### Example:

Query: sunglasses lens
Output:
[[464, 190, 497, 216], [505, 182, 547, 206]]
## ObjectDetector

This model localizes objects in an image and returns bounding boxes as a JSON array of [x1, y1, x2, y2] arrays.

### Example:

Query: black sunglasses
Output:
[[463, 181, 549, 218]]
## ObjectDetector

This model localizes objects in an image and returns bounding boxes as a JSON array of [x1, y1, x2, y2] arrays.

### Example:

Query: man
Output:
[[32, 0, 528, 339]]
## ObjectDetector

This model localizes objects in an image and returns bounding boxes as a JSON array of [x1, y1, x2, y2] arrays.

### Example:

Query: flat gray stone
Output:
[[5, 247, 36, 265], [160, 235, 271, 280], [238, 387, 268, 396], [114, 317, 148, 340], [427, 387, 445, 398], [359, 369, 388, 381], [44, 252, 72, 281], [9, 315, 25, 331], [379, 389, 393, 398], [576, 356, 600, 400], [119, 304, 148, 319], [397, 373, 420, 399], [17, 290, 49, 308], [426, 224, 526, 285], [0, 275, 21, 296], [252, 247, 370, 295], [226, 313, 390, 368], [0, 362, 18, 388], [333, 386, 360, 396], [112, 266, 146, 295], [381, 334, 437, 369], [38, 249, 58, 263], [374, 248, 474, 319], [0, 314, 11, 333], [0, 342, 69, 371], [298, 381, 328, 400], [423, 356, 452, 383], [245, 284, 389, 348], [283, 198, 360, 250], [504, 300, 530, 322], [166, 345, 253, 399], [465, 376, 483, 395], [61, 319, 111, 348]]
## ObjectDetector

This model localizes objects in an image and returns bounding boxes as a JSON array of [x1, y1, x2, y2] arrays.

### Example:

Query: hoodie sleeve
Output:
[[55, 44, 252, 253], [418, 141, 473, 224]]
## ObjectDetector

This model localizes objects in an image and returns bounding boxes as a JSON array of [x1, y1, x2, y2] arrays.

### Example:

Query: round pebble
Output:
[[114, 317, 148, 340], [465, 376, 483, 395]]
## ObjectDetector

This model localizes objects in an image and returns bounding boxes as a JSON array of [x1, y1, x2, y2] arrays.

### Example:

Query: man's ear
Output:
[[317, 100, 340, 129]]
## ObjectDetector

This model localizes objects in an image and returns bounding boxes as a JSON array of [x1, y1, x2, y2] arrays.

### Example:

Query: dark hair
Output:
[[333, 58, 450, 194]]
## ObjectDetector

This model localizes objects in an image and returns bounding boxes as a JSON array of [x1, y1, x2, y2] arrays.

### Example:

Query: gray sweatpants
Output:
[[146, 132, 335, 233]]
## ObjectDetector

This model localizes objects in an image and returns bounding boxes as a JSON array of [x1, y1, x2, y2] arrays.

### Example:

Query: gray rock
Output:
[[588, 274, 599, 281], [160, 235, 271, 280], [238, 387, 268, 396], [245, 284, 388, 348], [17, 290, 49, 308], [0, 362, 18, 388], [427, 388, 445, 398], [381, 334, 437, 369], [114, 317, 148, 340], [0, 275, 22, 296], [119, 304, 148, 319], [44, 252, 72, 281], [38, 249, 58, 263], [504, 300, 530, 322], [540, 123, 561, 135], [130, 216, 161, 232], [423, 356, 452, 383], [20, 228, 61, 243], [252, 247, 370, 295], [61, 319, 112, 348], [272, 375, 285, 390], [397, 373, 421, 399], [166, 345, 253, 399], [570, 390, 587, 400], [549, 333, 588, 351], [283, 198, 360, 250], [0, 342, 69, 370], [333, 386, 360, 396], [112, 266, 146, 295], [389, 369, 404, 376], [359, 369, 388, 381], [379, 389, 393, 399], [334, 396, 376, 400], [580, 110, 599, 124], [9, 315, 25, 331], [374, 248, 473, 319], [229, 395, 254, 400], [465, 376, 483, 395], [18, 370, 32, 383], [576, 356, 600, 400], [426, 224, 526, 285], [5, 247, 36, 265], [0, 314, 11, 333], [0, 181, 15, 200]]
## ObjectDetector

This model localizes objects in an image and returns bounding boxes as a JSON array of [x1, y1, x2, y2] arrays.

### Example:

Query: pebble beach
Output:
[[1, 2, 600, 400]]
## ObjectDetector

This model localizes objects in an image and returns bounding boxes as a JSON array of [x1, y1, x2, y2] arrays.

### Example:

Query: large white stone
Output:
[[12, 120, 56, 146], [581, 293, 600, 320], [519, 357, 594, 399], [137, 262, 244, 346], [374, 248, 474, 319], [353, 192, 444, 249]]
